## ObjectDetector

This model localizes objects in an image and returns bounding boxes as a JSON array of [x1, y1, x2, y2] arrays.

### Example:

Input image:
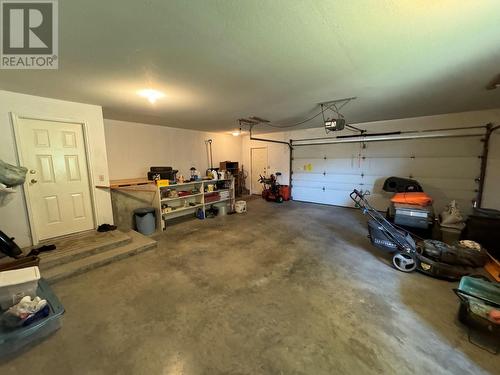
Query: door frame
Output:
[[250, 147, 268, 195], [10, 113, 98, 245]]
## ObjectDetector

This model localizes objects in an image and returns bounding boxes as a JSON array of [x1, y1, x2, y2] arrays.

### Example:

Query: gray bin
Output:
[[134, 207, 156, 235]]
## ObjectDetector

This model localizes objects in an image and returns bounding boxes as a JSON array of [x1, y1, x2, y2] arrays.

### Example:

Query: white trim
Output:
[[250, 147, 268, 195], [10, 112, 97, 245]]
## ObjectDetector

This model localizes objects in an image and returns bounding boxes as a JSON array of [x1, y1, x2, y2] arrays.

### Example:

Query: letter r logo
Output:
[[2, 1, 53, 54]]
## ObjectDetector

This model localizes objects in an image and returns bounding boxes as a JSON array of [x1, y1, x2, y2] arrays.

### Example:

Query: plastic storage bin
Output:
[[134, 207, 156, 235], [0, 266, 40, 310], [0, 279, 64, 359], [454, 276, 500, 353]]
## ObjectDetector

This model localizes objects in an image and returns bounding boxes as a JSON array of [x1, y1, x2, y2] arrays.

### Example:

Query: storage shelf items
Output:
[[156, 178, 235, 231], [161, 203, 203, 216], [161, 192, 204, 202], [204, 189, 229, 194]]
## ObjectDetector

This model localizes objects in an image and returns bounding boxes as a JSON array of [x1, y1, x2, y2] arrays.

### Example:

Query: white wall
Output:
[[104, 119, 242, 180], [242, 109, 500, 210], [0, 90, 113, 247]]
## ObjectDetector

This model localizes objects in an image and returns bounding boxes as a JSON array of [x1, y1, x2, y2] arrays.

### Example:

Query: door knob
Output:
[[30, 170, 36, 174], [31, 179, 38, 184]]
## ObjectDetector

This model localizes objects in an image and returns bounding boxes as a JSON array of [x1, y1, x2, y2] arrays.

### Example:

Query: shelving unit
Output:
[[156, 178, 235, 230]]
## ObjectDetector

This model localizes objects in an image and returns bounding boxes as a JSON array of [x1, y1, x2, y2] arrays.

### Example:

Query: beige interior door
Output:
[[251, 147, 268, 194], [17, 118, 94, 242]]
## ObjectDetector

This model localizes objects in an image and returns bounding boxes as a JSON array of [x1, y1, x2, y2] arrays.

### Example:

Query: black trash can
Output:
[[134, 207, 156, 235]]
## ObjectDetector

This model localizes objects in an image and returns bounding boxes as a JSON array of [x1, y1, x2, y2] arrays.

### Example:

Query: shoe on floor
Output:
[[27, 244, 56, 257], [97, 224, 117, 232]]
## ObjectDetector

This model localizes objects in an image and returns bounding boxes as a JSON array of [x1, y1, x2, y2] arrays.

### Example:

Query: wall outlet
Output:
[[99, 174, 105, 182]]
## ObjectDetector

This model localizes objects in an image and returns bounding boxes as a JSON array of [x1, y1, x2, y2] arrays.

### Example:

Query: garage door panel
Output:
[[292, 186, 359, 207], [363, 157, 480, 179], [293, 179, 363, 191], [294, 143, 360, 158], [365, 138, 482, 157], [293, 158, 361, 172], [418, 177, 478, 192], [406, 158, 480, 178], [293, 175, 363, 189]]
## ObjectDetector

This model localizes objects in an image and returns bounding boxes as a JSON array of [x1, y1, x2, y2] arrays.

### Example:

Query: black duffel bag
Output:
[[419, 240, 489, 268]]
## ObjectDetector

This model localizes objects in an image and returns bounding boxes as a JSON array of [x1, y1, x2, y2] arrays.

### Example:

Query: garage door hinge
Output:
[[322, 187, 325, 191], [323, 171, 326, 176], [324, 156, 327, 160], [360, 173, 364, 177]]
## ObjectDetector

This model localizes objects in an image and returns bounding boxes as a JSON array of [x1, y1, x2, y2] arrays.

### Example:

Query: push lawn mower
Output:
[[350, 189, 418, 272], [258, 174, 283, 203], [350, 189, 489, 278]]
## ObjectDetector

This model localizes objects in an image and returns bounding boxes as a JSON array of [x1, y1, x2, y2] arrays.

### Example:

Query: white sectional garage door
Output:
[[291, 137, 483, 214]]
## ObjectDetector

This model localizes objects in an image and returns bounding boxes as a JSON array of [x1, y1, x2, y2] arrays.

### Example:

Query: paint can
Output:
[[235, 200, 247, 214]]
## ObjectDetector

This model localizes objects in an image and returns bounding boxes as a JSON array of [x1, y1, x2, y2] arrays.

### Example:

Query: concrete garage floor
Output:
[[1, 199, 497, 374]]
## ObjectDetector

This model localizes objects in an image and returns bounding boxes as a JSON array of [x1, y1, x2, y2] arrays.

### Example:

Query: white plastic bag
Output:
[[0, 182, 16, 206], [0, 159, 27, 187], [440, 200, 465, 230]]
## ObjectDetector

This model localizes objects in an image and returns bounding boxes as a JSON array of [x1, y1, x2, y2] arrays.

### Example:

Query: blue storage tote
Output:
[[0, 278, 64, 359]]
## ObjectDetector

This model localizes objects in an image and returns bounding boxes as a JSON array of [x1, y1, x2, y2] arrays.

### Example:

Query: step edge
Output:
[[45, 240, 157, 283], [40, 236, 133, 270]]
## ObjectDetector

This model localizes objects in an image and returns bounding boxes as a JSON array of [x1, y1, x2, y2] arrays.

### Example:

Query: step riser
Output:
[[40, 237, 133, 270], [46, 242, 157, 284]]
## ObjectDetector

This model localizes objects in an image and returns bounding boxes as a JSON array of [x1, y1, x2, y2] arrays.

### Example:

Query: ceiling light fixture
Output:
[[137, 89, 165, 104], [231, 128, 242, 136]]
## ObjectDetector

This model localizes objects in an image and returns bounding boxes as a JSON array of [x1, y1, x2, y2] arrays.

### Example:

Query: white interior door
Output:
[[251, 147, 268, 194], [16, 117, 95, 242]]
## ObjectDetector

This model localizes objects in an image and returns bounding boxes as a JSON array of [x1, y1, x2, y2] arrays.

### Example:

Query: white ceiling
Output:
[[1, 0, 499, 132]]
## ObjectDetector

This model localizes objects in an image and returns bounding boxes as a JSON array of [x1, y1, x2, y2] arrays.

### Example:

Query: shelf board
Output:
[[161, 192, 203, 202], [205, 198, 230, 204], [159, 179, 231, 189], [162, 204, 202, 216], [204, 189, 229, 194], [160, 181, 203, 188]]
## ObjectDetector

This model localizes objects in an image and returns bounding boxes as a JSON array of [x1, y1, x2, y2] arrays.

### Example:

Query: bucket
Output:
[[235, 201, 247, 214], [440, 227, 461, 245], [218, 204, 227, 216]]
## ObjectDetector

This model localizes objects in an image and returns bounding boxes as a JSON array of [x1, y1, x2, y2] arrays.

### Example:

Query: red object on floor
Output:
[[390, 192, 432, 206], [279, 185, 291, 201], [489, 309, 500, 324]]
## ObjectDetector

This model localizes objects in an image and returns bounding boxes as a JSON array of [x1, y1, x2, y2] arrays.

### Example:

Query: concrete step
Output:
[[38, 230, 133, 271], [43, 231, 157, 284]]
